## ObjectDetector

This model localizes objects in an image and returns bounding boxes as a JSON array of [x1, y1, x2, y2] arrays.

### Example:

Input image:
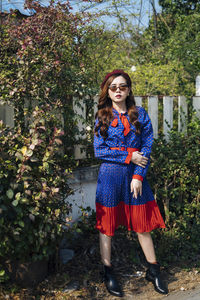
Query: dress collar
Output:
[[112, 108, 128, 116]]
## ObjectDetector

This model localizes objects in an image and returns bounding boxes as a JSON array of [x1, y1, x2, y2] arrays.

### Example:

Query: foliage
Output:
[[0, 106, 72, 282], [80, 25, 134, 90], [130, 61, 194, 96], [130, 15, 198, 96], [0, 0, 200, 284], [164, 14, 200, 79], [159, 0, 200, 15], [0, 1, 95, 163], [148, 116, 200, 263]]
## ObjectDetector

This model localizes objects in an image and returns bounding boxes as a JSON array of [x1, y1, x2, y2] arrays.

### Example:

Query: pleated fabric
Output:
[[95, 162, 165, 236]]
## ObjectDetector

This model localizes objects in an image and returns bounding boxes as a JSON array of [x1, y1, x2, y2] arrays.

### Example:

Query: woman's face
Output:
[[108, 76, 130, 105]]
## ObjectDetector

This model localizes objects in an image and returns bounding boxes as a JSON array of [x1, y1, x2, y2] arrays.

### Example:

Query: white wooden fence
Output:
[[1, 77, 200, 159], [72, 77, 200, 158]]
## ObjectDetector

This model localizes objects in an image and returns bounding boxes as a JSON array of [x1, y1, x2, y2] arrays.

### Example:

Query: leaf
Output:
[[55, 138, 62, 145], [15, 152, 23, 161], [15, 192, 21, 200], [21, 146, 27, 156], [29, 144, 35, 150], [52, 187, 59, 194], [12, 199, 18, 207], [21, 198, 28, 203], [6, 189, 14, 199], [30, 156, 38, 162], [0, 270, 5, 276], [18, 221, 24, 227], [29, 214, 35, 221], [26, 149, 33, 157]]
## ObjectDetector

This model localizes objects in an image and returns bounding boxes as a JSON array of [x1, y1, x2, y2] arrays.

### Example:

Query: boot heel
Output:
[[103, 265, 123, 297], [146, 263, 168, 295]]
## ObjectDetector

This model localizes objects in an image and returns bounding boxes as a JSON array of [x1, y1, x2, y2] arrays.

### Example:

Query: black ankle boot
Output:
[[146, 263, 168, 294], [103, 265, 123, 297]]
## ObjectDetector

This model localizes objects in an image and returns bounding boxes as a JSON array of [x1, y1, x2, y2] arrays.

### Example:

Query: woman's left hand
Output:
[[130, 179, 142, 198]]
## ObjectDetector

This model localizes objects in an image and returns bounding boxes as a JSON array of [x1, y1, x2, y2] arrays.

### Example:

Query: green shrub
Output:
[[0, 106, 71, 282], [148, 116, 200, 263]]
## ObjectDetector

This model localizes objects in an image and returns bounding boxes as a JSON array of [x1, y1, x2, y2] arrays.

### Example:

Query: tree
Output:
[[0, 0, 95, 282], [159, 0, 200, 15]]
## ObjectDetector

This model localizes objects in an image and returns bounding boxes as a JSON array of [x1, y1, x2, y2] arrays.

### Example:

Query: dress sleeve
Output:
[[132, 108, 154, 181], [93, 124, 132, 164]]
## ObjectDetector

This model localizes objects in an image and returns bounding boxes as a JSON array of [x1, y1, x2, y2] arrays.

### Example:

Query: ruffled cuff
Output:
[[132, 175, 143, 182]]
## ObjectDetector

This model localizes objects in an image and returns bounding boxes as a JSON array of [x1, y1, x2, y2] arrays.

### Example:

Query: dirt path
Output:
[[1, 229, 200, 299], [164, 286, 200, 300]]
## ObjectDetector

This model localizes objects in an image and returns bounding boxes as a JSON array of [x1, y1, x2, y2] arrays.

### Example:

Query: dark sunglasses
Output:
[[109, 84, 129, 92]]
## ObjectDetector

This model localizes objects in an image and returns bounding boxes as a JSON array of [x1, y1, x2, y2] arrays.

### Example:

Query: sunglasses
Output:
[[109, 84, 129, 92]]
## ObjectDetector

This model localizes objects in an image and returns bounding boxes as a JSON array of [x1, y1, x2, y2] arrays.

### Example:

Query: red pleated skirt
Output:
[[95, 162, 165, 236]]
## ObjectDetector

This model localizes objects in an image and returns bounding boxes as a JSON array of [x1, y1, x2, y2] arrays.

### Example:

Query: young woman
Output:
[[94, 70, 168, 297]]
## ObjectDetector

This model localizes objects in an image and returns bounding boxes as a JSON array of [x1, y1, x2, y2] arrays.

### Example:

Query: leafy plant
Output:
[[0, 106, 71, 282], [148, 116, 200, 263]]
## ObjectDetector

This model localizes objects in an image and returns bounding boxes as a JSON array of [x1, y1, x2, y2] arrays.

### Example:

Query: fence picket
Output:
[[148, 96, 158, 139], [0, 103, 14, 128], [192, 96, 200, 118], [134, 96, 143, 107], [73, 98, 86, 159], [178, 96, 188, 133], [163, 96, 173, 140], [93, 95, 99, 119], [1, 93, 200, 156]]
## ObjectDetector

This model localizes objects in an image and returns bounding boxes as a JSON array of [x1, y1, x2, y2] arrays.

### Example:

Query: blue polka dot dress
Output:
[[94, 106, 165, 236]]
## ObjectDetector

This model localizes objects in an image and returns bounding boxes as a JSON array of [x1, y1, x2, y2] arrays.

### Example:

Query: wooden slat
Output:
[[163, 96, 173, 140], [93, 95, 99, 118], [192, 96, 200, 118], [134, 96, 143, 107], [148, 96, 158, 139], [178, 96, 188, 133], [73, 98, 86, 159], [196, 75, 200, 96], [0, 102, 14, 128]]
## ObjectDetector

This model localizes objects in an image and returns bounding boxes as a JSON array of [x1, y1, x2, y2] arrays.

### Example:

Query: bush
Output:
[[148, 116, 200, 263], [0, 106, 71, 282]]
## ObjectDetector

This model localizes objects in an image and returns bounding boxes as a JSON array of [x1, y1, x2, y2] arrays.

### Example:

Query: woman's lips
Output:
[[115, 94, 121, 98]]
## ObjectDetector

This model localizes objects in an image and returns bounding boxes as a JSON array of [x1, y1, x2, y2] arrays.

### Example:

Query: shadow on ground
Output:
[[1, 227, 200, 299]]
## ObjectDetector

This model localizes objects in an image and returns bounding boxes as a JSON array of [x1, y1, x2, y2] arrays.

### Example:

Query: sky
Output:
[[1, 0, 161, 27], [1, 0, 50, 15], [72, 0, 161, 28]]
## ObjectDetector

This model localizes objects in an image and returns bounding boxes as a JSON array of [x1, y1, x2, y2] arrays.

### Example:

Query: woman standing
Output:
[[94, 69, 168, 297]]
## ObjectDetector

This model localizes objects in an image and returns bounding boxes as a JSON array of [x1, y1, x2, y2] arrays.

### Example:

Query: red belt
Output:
[[110, 147, 140, 152]]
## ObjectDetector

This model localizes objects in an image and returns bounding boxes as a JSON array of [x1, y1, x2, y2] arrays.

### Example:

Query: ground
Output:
[[1, 227, 200, 300]]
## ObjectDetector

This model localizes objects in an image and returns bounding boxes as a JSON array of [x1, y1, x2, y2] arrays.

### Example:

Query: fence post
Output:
[[195, 75, 200, 96], [134, 96, 143, 107], [93, 95, 99, 119], [148, 96, 158, 139], [178, 96, 188, 133], [163, 96, 173, 140], [0, 102, 14, 128], [192, 75, 200, 118], [73, 98, 86, 159]]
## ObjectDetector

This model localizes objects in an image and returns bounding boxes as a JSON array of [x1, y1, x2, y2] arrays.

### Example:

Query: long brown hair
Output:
[[95, 74, 141, 139]]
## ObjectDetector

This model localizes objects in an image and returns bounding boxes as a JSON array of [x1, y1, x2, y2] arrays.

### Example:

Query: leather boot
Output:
[[103, 265, 123, 297], [146, 262, 168, 294]]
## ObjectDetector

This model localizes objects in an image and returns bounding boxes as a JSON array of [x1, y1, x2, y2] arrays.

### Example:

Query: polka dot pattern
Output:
[[94, 106, 165, 234], [94, 106, 153, 179]]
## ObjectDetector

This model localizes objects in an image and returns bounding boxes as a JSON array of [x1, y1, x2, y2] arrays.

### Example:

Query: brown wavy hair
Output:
[[95, 74, 141, 139]]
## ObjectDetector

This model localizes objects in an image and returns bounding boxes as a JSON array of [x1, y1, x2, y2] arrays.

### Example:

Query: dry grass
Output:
[[1, 229, 200, 300]]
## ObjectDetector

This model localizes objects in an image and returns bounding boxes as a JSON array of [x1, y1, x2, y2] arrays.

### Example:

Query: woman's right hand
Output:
[[131, 151, 148, 168]]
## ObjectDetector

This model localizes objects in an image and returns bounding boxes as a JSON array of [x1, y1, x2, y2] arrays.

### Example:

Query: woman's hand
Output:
[[131, 151, 148, 168], [130, 179, 142, 199]]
